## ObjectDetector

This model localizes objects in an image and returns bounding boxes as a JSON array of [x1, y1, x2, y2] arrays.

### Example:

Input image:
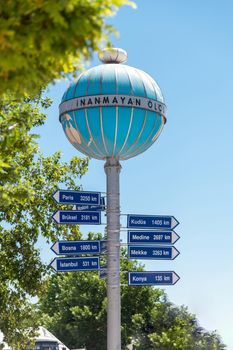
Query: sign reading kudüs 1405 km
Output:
[[128, 245, 180, 260], [51, 240, 100, 255], [128, 271, 180, 286], [50, 256, 100, 272], [53, 189, 101, 205], [127, 214, 179, 229], [128, 230, 180, 245], [52, 210, 101, 225]]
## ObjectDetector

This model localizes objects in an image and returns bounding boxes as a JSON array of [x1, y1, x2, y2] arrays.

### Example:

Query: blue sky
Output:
[[37, 1, 233, 348]]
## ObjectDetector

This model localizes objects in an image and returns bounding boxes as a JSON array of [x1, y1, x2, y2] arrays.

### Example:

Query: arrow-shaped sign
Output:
[[52, 210, 101, 225], [128, 271, 180, 286], [127, 215, 179, 230], [99, 267, 107, 279], [53, 190, 101, 205], [100, 240, 107, 254], [128, 230, 180, 245], [128, 245, 180, 260], [50, 257, 100, 272], [51, 240, 100, 255]]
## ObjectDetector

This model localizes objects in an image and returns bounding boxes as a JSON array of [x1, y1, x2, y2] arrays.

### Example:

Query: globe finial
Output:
[[98, 48, 128, 64]]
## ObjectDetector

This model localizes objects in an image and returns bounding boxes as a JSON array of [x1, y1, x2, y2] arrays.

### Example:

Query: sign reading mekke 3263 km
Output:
[[127, 214, 179, 230], [128, 246, 180, 260]]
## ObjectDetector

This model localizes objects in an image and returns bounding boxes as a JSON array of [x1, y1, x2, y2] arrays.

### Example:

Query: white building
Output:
[[0, 327, 85, 350]]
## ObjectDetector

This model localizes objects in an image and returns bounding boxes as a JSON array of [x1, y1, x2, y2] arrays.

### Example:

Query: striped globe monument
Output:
[[59, 48, 167, 350], [59, 48, 166, 160]]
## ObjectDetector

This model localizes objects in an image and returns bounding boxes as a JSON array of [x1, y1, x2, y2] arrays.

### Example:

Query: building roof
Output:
[[34, 327, 69, 350]]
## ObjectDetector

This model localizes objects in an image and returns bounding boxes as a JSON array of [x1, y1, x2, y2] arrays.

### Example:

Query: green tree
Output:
[[0, 95, 88, 349], [38, 254, 226, 350], [0, 1, 136, 345], [0, 0, 135, 97]]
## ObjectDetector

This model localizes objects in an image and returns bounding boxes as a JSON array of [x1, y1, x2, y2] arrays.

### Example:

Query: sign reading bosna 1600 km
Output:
[[127, 214, 179, 229], [51, 240, 100, 255], [128, 245, 180, 260]]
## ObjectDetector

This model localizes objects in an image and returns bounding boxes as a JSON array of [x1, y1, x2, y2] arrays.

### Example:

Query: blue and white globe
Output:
[[59, 48, 166, 160]]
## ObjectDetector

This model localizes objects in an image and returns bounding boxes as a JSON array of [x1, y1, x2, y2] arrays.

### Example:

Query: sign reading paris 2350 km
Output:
[[53, 190, 101, 205], [52, 210, 101, 225], [127, 214, 179, 229]]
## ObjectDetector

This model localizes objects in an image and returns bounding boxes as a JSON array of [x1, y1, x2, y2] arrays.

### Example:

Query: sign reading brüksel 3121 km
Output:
[[52, 210, 101, 225]]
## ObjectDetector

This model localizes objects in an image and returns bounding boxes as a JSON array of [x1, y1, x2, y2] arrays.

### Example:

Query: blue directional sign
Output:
[[75, 197, 105, 212], [53, 190, 101, 205], [128, 245, 180, 260], [51, 240, 100, 255], [50, 257, 100, 272], [52, 210, 101, 225], [99, 268, 107, 279], [127, 214, 179, 229], [128, 231, 180, 245], [100, 240, 107, 254], [128, 271, 180, 286]]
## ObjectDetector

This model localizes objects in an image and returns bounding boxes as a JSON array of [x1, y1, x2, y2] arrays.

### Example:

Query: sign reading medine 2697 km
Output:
[[127, 214, 179, 229], [128, 231, 180, 244], [52, 210, 101, 225]]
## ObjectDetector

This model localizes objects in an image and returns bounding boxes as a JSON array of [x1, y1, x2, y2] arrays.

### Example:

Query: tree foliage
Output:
[[0, 0, 135, 97], [38, 253, 226, 350], [0, 95, 89, 348]]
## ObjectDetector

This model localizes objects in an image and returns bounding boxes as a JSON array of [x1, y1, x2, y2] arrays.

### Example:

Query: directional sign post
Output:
[[52, 210, 101, 225], [128, 230, 180, 245], [53, 190, 101, 205], [127, 214, 179, 230], [128, 271, 180, 286], [51, 240, 100, 255], [50, 257, 100, 272], [128, 245, 180, 260]]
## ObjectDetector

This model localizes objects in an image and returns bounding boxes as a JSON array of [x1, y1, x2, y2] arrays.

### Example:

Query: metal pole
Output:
[[104, 158, 121, 350]]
